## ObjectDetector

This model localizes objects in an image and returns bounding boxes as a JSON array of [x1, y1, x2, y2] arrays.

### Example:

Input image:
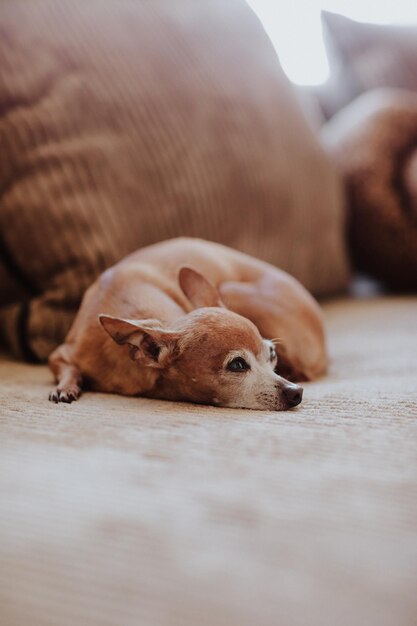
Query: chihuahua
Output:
[[48, 238, 327, 411]]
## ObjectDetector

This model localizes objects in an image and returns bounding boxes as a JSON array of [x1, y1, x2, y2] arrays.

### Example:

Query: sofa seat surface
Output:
[[0, 296, 416, 626]]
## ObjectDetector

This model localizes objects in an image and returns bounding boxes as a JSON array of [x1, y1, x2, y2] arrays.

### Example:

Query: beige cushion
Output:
[[0, 0, 349, 361]]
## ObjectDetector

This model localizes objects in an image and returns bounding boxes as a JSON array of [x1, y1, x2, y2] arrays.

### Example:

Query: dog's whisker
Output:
[[269, 337, 283, 346]]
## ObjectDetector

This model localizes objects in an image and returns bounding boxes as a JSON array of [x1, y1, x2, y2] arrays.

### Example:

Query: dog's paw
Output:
[[48, 386, 81, 404]]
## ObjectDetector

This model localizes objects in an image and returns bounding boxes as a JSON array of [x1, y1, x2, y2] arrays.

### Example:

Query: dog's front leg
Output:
[[48, 344, 82, 403]]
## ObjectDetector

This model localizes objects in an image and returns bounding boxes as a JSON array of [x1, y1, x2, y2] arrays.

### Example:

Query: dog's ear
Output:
[[179, 266, 224, 309], [98, 315, 180, 368]]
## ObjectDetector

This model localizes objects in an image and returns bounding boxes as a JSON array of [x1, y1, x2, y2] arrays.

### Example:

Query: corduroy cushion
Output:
[[319, 11, 417, 119], [322, 89, 417, 289], [0, 0, 349, 361]]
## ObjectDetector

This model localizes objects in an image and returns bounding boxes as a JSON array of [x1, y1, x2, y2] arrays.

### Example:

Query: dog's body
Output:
[[49, 238, 327, 410]]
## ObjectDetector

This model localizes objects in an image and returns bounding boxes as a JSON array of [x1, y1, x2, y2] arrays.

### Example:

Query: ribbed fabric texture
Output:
[[322, 89, 417, 289], [0, 0, 349, 361], [320, 11, 417, 119]]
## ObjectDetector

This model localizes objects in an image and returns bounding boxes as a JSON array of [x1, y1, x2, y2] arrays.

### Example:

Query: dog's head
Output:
[[98, 267, 303, 411]]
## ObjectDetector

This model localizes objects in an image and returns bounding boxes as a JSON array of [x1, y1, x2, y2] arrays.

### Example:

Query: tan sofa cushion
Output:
[[0, 0, 349, 361]]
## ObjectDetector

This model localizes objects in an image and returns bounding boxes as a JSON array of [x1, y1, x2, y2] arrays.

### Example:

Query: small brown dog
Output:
[[48, 238, 327, 411]]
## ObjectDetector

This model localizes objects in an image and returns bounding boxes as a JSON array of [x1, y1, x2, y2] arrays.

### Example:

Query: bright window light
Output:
[[247, 0, 417, 85]]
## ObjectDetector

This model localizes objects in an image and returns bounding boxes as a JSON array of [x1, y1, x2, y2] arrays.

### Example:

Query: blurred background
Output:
[[249, 0, 417, 84]]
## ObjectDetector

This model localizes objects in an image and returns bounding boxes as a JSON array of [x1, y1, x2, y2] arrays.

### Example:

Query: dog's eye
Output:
[[227, 356, 250, 372], [270, 346, 277, 362]]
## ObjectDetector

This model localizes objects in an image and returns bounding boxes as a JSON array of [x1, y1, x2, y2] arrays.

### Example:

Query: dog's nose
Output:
[[283, 384, 303, 408]]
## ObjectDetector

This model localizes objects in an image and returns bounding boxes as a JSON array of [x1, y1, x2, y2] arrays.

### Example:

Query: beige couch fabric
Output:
[[0, 0, 349, 362], [1, 296, 416, 626]]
